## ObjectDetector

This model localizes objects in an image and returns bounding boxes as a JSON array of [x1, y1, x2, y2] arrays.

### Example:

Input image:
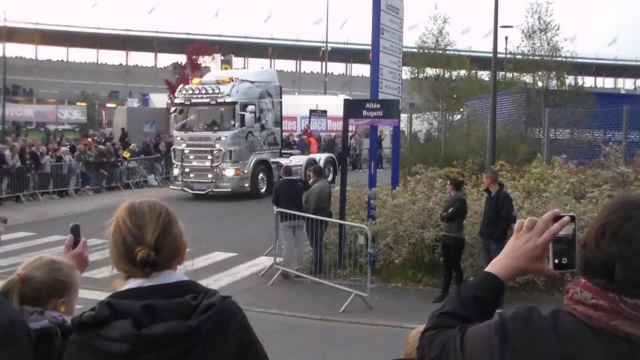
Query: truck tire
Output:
[[250, 163, 273, 198], [323, 159, 338, 185]]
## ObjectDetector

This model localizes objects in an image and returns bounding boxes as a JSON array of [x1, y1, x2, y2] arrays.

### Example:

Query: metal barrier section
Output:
[[261, 208, 374, 313], [0, 155, 170, 202]]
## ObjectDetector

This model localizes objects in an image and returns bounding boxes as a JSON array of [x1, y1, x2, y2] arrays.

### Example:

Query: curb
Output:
[[243, 306, 420, 330]]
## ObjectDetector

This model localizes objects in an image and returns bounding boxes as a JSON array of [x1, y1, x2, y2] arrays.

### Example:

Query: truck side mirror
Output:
[[244, 105, 256, 127], [245, 113, 256, 128]]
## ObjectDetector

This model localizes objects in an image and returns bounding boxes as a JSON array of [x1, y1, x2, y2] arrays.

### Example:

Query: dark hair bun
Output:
[[134, 247, 158, 275]]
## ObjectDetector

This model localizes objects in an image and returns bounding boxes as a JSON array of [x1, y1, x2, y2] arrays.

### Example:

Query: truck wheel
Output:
[[250, 163, 273, 198], [323, 159, 337, 185]]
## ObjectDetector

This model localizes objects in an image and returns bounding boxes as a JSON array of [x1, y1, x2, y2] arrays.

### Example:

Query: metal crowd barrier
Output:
[[260, 208, 374, 312], [0, 154, 171, 202]]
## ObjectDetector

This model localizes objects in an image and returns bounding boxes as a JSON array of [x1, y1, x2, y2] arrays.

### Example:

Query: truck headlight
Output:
[[172, 168, 180, 176], [223, 168, 239, 177]]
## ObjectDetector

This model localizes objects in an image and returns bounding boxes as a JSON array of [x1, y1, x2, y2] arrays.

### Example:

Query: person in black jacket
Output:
[[272, 165, 307, 278], [0, 298, 33, 360], [63, 199, 268, 360], [433, 177, 467, 303], [418, 197, 640, 360], [478, 169, 514, 267]]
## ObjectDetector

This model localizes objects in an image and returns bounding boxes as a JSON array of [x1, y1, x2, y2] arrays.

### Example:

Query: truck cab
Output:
[[170, 69, 338, 198]]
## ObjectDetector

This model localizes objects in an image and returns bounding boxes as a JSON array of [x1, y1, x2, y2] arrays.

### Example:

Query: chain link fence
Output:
[[403, 90, 640, 168]]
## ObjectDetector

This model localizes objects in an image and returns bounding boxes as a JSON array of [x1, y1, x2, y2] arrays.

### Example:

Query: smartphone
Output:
[[70, 223, 81, 249], [549, 214, 577, 272]]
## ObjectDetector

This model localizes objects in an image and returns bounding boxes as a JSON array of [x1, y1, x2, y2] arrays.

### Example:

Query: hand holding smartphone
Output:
[[70, 223, 82, 250], [549, 214, 577, 272]]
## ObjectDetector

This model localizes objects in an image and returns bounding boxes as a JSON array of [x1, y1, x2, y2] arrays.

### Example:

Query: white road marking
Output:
[[84, 251, 237, 279], [180, 251, 237, 273], [200, 256, 273, 289], [79, 289, 112, 301], [0, 236, 67, 253], [0, 239, 107, 266], [1, 232, 36, 241]]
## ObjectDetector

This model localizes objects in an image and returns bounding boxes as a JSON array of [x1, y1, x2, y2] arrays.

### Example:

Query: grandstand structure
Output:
[[3, 21, 640, 108]]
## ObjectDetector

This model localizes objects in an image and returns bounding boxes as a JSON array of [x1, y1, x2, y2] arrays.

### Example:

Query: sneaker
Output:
[[432, 293, 448, 303]]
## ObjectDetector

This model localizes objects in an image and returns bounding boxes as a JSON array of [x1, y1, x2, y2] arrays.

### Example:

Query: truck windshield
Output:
[[174, 105, 236, 132]]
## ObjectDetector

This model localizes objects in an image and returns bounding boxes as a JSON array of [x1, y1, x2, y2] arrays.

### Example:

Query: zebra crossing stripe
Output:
[[1, 232, 36, 241], [200, 256, 273, 289], [0, 236, 67, 254], [0, 239, 107, 267], [78, 289, 111, 301], [84, 251, 238, 279]]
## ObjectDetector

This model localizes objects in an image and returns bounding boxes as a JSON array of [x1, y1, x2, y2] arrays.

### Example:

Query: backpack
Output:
[[497, 190, 518, 230]]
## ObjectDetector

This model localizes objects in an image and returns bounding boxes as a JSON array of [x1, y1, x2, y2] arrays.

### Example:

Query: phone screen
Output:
[[550, 215, 577, 272]]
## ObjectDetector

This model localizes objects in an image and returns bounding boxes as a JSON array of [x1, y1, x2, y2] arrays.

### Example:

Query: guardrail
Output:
[[0, 155, 170, 202], [261, 208, 374, 313]]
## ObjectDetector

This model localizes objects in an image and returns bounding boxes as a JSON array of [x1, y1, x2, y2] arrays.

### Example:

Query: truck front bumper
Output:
[[170, 176, 251, 194]]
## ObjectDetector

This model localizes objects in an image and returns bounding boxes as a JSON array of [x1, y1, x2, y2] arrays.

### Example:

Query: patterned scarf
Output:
[[564, 278, 640, 344]]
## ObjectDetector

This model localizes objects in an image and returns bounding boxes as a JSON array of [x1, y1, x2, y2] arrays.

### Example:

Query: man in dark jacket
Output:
[[272, 165, 306, 277], [478, 169, 513, 310], [478, 169, 513, 267], [303, 165, 332, 275]]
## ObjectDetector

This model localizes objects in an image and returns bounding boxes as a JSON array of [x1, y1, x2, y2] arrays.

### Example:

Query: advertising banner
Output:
[[282, 116, 298, 133], [327, 117, 355, 133], [284, 115, 356, 135], [0, 104, 88, 124]]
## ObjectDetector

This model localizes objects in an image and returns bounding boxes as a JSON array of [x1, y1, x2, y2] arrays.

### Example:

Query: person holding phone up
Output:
[[417, 196, 640, 360]]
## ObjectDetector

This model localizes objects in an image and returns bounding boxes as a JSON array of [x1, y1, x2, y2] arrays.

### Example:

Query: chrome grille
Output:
[[183, 167, 219, 182], [172, 146, 223, 166]]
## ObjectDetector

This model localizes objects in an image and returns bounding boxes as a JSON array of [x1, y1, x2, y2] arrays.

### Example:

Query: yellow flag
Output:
[[123, 150, 130, 159]]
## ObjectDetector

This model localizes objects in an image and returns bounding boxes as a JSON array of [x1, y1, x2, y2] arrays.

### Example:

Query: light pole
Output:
[[500, 25, 514, 81], [487, 0, 499, 167], [323, 0, 329, 95], [1, 11, 7, 143]]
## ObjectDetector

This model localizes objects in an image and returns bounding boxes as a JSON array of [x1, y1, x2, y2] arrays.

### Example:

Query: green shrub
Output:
[[330, 146, 639, 292]]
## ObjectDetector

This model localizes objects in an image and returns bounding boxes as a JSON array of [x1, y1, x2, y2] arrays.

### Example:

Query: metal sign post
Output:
[[371, 0, 404, 198], [338, 98, 400, 264]]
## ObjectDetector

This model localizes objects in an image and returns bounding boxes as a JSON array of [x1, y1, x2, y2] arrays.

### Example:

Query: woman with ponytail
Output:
[[63, 199, 268, 360], [0, 255, 81, 360]]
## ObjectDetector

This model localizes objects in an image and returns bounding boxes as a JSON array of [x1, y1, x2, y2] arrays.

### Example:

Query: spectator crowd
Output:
[[0, 128, 173, 206]]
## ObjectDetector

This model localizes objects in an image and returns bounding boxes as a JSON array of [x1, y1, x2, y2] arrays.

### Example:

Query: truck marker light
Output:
[[191, 78, 203, 85]]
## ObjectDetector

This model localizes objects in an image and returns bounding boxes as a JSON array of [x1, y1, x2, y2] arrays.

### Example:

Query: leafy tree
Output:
[[404, 8, 523, 168], [515, 0, 594, 161], [515, 0, 566, 91], [76, 90, 101, 128], [164, 42, 218, 107]]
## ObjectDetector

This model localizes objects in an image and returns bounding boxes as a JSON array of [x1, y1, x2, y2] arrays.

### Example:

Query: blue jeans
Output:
[[79, 171, 92, 188], [481, 238, 507, 267]]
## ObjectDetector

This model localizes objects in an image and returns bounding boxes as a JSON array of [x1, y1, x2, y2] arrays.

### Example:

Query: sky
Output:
[[1, 0, 639, 79]]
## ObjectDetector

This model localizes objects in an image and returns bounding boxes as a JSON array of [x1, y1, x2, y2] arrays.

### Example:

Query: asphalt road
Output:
[[0, 168, 397, 309]]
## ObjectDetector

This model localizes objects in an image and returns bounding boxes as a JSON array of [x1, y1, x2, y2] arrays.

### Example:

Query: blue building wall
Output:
[[463, 89, 640, 163]]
